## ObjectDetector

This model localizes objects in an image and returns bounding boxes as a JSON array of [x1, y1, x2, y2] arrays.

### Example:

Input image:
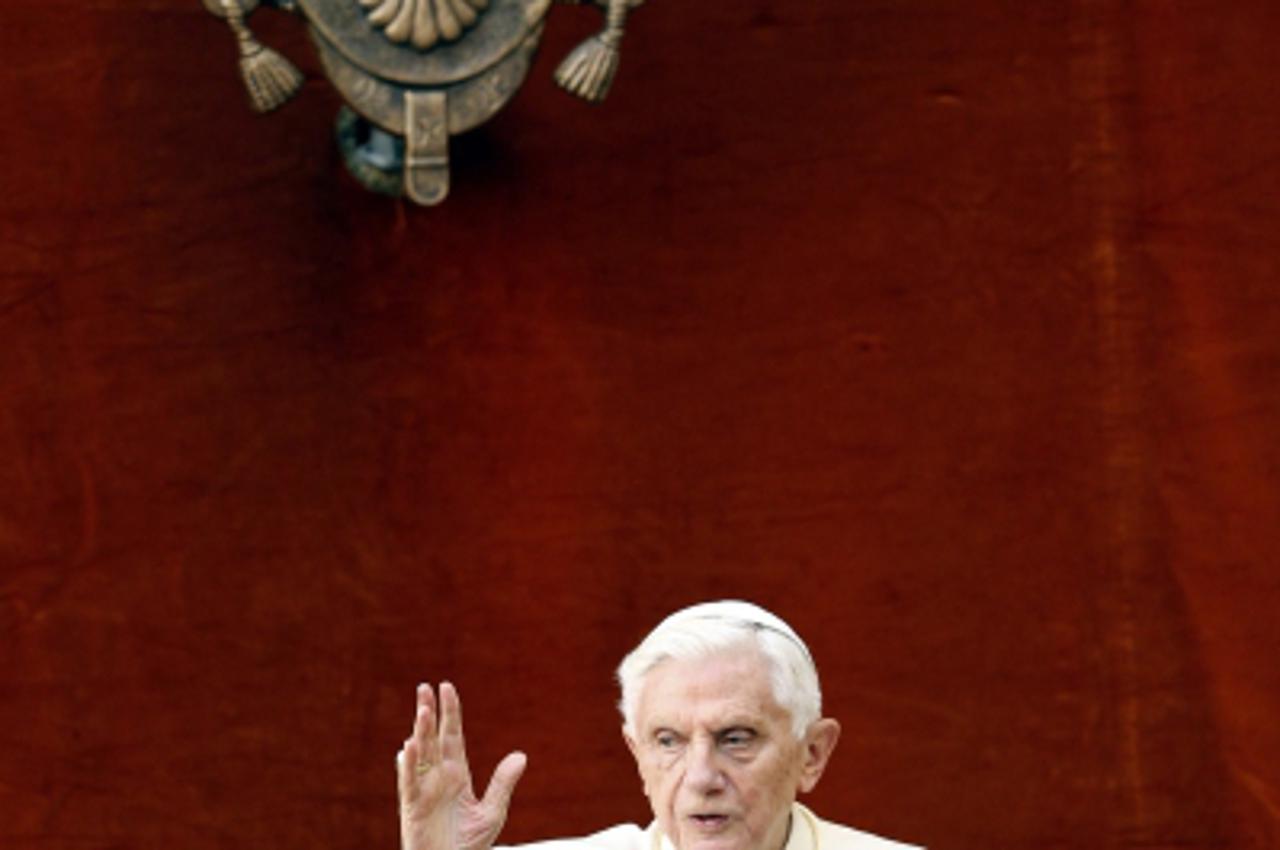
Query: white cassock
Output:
[[502, 803, 921, 850]]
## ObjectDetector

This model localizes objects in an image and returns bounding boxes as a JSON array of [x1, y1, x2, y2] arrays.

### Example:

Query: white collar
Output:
[[650, 803, 819, 850]]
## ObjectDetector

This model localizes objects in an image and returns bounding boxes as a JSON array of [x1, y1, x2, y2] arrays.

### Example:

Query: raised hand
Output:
[[397, 683, 528, 850]]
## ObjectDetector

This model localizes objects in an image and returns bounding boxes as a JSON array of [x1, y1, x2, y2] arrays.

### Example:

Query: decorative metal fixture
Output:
[[205, 0, 644, 204]]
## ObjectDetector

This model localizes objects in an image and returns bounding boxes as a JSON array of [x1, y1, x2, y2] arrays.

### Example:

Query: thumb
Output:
[[481, 751, 528, 818]]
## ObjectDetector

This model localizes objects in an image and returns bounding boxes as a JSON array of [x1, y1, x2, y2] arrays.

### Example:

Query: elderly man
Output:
[[396, 601, 920, 850]]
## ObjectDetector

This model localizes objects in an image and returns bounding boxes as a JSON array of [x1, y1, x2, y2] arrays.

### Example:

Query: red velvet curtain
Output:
[[3, 2, 1278, 849]]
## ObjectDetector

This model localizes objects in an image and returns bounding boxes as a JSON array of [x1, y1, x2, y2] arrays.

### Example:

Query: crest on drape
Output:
[[359, 0, 488, 50]]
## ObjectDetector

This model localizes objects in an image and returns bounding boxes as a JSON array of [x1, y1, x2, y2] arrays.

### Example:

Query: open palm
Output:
[[398, 683, 528, 850]]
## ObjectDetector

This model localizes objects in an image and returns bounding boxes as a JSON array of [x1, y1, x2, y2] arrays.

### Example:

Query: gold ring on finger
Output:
[[415, 760, 433, 775]]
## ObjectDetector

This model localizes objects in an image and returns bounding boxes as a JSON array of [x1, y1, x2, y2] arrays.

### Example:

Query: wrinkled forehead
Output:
[[632, 644, 790, 730]]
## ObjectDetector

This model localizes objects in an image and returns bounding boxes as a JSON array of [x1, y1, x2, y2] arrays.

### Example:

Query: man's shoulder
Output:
[[804, 805, 923, 850]]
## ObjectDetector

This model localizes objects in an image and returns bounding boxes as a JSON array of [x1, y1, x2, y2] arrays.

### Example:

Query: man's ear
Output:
[[797, 718, 840, 793]]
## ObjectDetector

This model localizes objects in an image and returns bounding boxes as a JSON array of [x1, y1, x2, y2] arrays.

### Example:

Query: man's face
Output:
[[624, 645, 838, 850]]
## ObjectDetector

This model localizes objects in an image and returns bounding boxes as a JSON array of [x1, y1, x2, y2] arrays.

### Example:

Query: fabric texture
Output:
[[3, 3, 1278, 849]]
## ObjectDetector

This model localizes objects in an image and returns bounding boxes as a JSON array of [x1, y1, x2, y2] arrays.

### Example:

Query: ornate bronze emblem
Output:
[[206, 0, 644, 204]]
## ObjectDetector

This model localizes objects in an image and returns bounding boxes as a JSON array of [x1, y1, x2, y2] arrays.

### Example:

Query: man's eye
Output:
[[655, 733, 680, 749], [720, 730, 756, 748]]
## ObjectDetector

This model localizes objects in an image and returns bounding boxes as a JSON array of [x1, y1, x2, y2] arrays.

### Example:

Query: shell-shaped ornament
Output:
[[358, 0, 489, 51]]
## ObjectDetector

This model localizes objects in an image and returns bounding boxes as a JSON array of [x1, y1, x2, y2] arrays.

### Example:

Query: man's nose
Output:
[[684, 738, 726, 793]]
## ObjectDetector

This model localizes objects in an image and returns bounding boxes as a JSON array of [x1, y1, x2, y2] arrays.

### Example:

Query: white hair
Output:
[[616, 600, 822, 740]]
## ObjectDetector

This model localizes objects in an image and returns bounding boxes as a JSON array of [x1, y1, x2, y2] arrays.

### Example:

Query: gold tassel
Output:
[[220, 0, 303, 113], [555, 0, 630, 103], [554, 35, 620, 103]]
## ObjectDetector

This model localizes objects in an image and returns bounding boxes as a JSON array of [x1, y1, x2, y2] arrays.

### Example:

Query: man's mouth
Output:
[[688, 814, 731, 831]]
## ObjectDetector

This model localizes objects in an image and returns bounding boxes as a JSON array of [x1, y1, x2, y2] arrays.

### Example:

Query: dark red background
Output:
[[3, 2, 1279, 848]]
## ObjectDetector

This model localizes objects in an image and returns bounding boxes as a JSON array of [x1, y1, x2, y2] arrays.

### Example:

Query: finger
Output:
[[438, 681, 469, 770], [481, 751, 528, 819], [401, 684, 438, 804], [413, 683, 436, 738], [413, 684, 441, 766]]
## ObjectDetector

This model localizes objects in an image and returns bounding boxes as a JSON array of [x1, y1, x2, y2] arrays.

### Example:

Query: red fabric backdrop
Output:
[[3, 2, 1279, 849]]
